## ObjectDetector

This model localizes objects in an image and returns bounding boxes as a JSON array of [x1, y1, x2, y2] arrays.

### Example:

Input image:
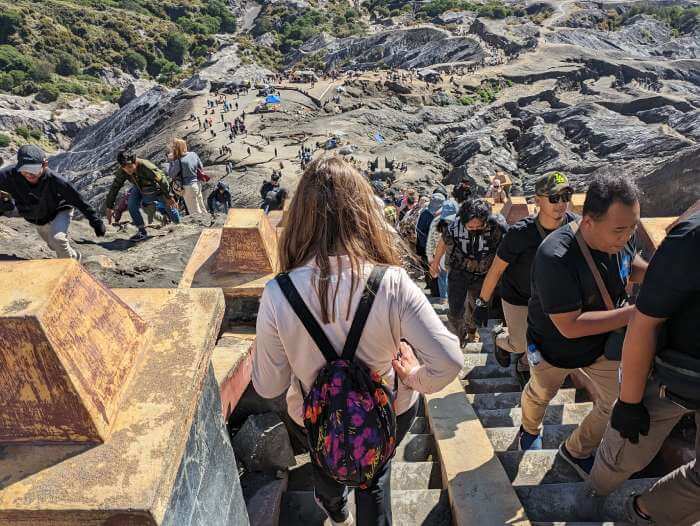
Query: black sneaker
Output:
[[558, 443, 594, 480], [313, 493, 354, 526], [129, 230, 148, 241], [494, 346, 511, 368]]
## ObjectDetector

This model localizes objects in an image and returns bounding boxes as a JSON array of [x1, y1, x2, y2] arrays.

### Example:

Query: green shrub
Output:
[[155, 59, 180, 83], [0, 71, 14, 91], [11, 80, 37, 96], [459, 95, 476, 105], [0, 44, 32, 72], [190, 44, 210, 59], [0, 133, 10, 147], [28, 61, 54, 82], [55, 53, 81, 76], [15, 126, 31, 139], [0, 10, 22, 44], [29, 128, 42, 140], [164, 33, 188, 64], [124, 50, 147, 74], [36, 83, 60, 103]]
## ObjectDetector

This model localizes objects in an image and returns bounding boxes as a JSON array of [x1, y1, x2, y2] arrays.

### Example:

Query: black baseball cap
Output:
[[16, 144, 47, 175]]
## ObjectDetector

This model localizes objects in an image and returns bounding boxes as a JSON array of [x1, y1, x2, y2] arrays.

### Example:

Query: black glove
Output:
[[610, 399, 650, 444], [93, 220, 107, 237], [473, 303, 489, 327]]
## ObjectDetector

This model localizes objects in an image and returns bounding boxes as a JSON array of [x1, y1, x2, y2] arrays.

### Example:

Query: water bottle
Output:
[[527, 343, 542, 367]]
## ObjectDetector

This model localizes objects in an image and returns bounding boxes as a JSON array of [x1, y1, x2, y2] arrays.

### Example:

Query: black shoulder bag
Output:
[[570, 222, 626, 361]]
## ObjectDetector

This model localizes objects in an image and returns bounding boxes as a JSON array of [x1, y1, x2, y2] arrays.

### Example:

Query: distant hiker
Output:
[[518, 175, 647, 478], [0, 145, 105, 259], [426, 200, 458, 302], [274, 147, 278, 158], [416, 192, 445, 297], [486, 179, 507, 204], [252, 156, 461, 526], [247, 146, 251, 156], [211, 129, 216, 138], [105, 149, 177, 241], [430, 198, 507, 346], [452, 176, 472, 204], [168, 138, 207, 216], [208, 180, 232, 215]]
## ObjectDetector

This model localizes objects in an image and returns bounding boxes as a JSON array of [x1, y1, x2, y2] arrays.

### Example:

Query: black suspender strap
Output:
[[341, 265, 388, 362], [275, 272, 339, 364], [275, 265, 388, 364]]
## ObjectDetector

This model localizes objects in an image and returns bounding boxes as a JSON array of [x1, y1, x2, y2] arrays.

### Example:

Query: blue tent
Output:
[[265, 94, 281, 104]]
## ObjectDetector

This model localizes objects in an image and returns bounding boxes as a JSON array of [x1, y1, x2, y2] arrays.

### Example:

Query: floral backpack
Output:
[[275, 265, 398, 488]]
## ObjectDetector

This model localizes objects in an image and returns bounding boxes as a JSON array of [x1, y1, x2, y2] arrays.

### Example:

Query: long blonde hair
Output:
[[171, 138, 188, 160], [278, 156, 401, 323]]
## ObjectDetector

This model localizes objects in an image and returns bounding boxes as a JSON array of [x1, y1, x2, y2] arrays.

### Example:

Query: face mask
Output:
[[407, 197, 416, 205]]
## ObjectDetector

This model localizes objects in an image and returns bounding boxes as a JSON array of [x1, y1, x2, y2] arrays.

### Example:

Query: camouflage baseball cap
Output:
[[535, 171, 572, 196]]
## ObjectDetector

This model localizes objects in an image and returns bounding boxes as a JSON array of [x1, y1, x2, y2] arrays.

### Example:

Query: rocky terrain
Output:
[[2, 0, 700, 285]]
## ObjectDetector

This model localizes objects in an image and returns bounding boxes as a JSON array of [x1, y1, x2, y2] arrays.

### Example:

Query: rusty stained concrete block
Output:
[[211, 328, 256, 422], [213, 208, 279, 275], [0, 259, 147, 444], [180, 209, 280, 310], [570, 193, 585, 214], [0, 287, 226, 525]]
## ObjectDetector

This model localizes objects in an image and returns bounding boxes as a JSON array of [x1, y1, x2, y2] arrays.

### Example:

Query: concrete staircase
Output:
[[447, 297, 659, 525], [279, 402, 452, 526]]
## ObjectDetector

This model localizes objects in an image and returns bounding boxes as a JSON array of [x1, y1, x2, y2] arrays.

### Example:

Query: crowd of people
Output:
[[251, 156, 698, 526]]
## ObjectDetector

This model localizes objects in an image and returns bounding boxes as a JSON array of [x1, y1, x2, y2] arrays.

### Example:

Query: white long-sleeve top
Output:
[[252, 256, 463, 425]]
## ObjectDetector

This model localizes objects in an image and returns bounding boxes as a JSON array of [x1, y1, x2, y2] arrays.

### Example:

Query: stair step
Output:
[[462, 361, 514, 379], [394, 433, 436, 462], [461, 341, 489, 353], [515, 478, 658, 522], [280, 489, 451, 526], [486, 424, 578, 451], [463, 353, 505, 368], [497, 450, 582, 485], [288, 461, 441, 491], [476, 403, 593, 428], [533, 523, 633, 525], [462, 377, 522, 394], [410, 416, 427, 434], [466, 389, 576, 410]]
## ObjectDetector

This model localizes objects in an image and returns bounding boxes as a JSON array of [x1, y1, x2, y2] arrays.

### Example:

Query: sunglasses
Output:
[[547, 191, 573, 204]]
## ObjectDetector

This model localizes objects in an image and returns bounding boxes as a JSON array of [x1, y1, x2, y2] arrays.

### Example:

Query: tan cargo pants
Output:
[[496, 300, 528, 355], [590, 379, 700, 526], [521, 355, 619, 458]]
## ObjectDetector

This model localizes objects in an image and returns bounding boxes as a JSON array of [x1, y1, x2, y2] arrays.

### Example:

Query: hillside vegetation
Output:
[[0, 0, 237, 102]]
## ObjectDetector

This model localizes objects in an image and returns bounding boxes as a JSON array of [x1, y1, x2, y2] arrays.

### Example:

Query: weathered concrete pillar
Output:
[[0, 260, 249, 525], [0, 259, 147, 443], [638, 216, 676, 258]]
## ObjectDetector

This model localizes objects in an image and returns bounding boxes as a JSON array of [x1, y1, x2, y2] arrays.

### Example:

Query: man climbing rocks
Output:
[[0, 145, 106, 259], [105, 149, 176, 241], [475, 172, 578, 384], [519, 175, 647, 481], [431, 198, 507, 346]]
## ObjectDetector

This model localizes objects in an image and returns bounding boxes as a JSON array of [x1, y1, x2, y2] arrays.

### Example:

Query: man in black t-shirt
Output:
[[430, 199, 507, 346], [590, 209, 700, 525], [519, 175, 648, 481], [475, 172, 578, 380]]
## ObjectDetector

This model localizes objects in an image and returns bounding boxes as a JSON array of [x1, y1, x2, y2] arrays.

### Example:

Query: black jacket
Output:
[[0, 166, 100, 226]]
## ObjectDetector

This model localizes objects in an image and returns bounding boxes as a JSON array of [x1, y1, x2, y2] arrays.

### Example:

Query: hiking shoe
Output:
[[624, 494, 655, 525], [314, 494, 354, 526], [558, 443, 594, 480], [517, 426, 543, 451], [494, 346, 511, 368], [129, 230, 148, 241]]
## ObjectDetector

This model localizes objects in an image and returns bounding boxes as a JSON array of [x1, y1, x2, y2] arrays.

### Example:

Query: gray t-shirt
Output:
[[168, 151, 202, 185]]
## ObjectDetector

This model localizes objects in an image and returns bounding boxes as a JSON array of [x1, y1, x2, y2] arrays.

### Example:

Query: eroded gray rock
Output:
[[232, 413, 296, 473]]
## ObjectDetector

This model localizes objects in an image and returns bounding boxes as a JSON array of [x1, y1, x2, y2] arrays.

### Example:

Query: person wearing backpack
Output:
[[588, 208, 700, 525], [168, 138, 206, 216], [519, 175, 648, 479], [252, 156, 462, 526]]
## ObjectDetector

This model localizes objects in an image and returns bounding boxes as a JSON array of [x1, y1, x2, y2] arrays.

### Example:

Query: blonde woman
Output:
[[253, 156, 461, 525], [168, 138, 206, 215]]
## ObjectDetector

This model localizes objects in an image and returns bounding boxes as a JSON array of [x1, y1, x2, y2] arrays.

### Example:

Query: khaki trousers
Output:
[[496, 300, 528, 355], [521, 355, 619, 458], [590, 379, 700, 525], [183, 182, 206, 215]]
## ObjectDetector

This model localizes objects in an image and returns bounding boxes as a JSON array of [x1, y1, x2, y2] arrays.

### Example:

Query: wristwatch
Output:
[[475, 297, 488, 308]]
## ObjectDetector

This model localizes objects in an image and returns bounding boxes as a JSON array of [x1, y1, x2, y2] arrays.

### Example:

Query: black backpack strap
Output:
[[341, 265, 388, 362], [275, 273, 338, 364]]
